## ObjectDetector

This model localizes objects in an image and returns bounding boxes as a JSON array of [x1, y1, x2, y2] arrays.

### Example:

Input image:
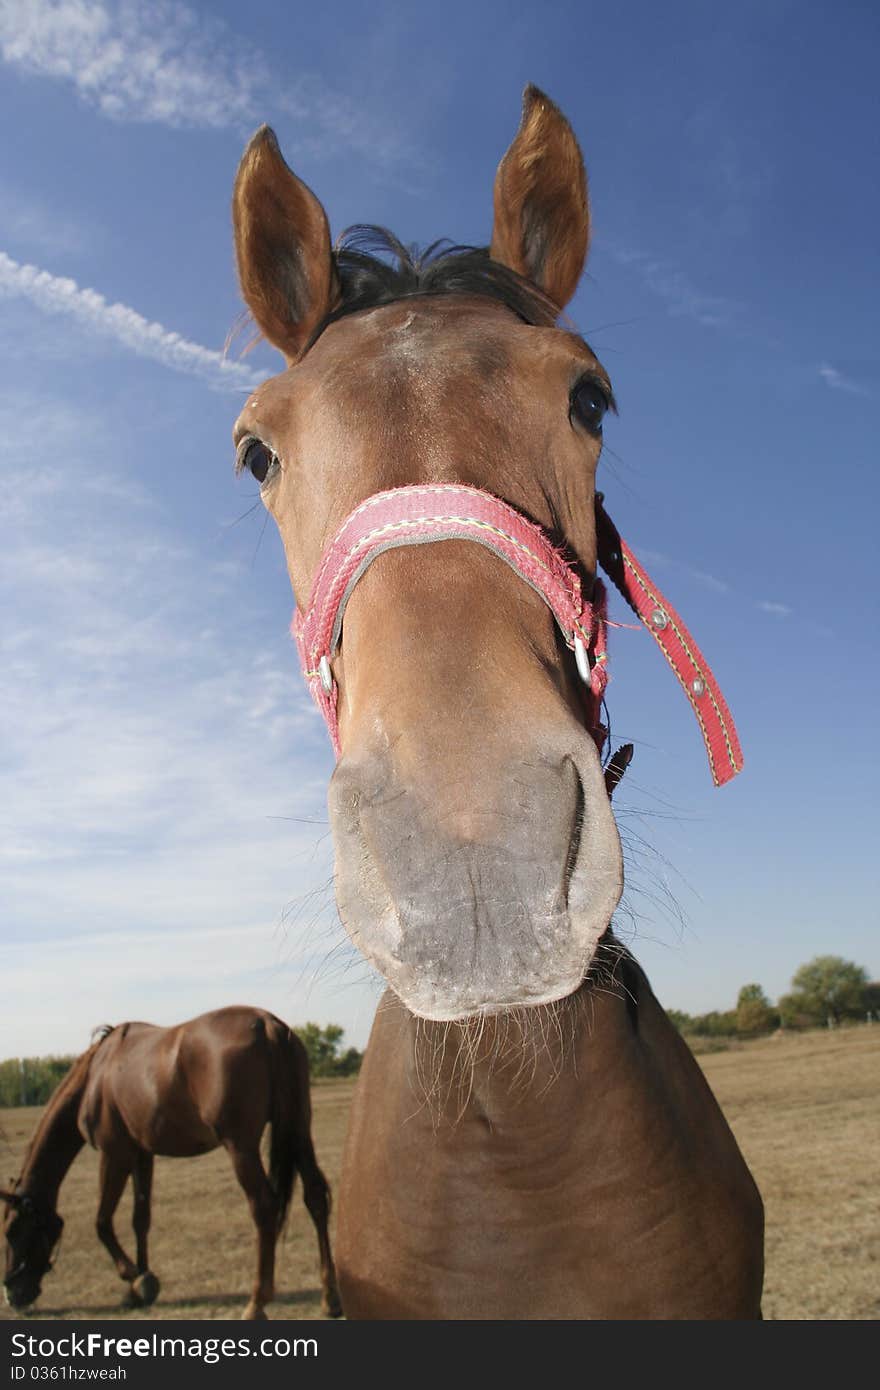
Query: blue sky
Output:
[[0, 0, 877, 1057]]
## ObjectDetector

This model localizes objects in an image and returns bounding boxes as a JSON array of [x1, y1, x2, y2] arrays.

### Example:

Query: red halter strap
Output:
[[293, 484, 607, 754], [595, 495, 743, 786], [292, 483, 743, 786]]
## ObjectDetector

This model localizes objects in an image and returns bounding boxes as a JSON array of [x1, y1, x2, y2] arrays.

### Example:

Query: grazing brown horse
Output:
[[2, 1007, 341, 1320], [229, 86, 764, 1317]]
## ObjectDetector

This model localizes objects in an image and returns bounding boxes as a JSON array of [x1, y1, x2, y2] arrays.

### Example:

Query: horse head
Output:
[[230, 87, 625, 1021], [2, 1188, 63, 1309]]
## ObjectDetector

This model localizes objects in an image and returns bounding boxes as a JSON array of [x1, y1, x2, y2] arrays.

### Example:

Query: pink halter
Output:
[[292, 483, 743, 787]]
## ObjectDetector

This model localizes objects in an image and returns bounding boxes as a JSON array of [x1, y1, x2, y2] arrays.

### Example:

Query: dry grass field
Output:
[[1, 1025, 876, 1321]]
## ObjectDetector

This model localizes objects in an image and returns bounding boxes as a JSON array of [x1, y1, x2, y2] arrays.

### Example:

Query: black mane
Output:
[[307, 226, 559, 348]]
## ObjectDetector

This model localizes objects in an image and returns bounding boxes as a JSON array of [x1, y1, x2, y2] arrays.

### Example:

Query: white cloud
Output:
[[608, 246, 741, 327], [686, 566, 729, 596], [0, 389, 378, 1056], [0, 0, 410, 166], [0, 920, 380, 1056], [636, 546, 730, 595], [619, 546, 796, 621], [0, 250, 264, 390], [818, 362, 871, 397], [683, 99, 772, 243], [0, 0, 260, 130]]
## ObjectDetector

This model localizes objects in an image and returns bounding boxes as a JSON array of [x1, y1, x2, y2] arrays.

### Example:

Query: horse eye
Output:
[[237, 438, 278, 485], [571, 378, 610, 435]]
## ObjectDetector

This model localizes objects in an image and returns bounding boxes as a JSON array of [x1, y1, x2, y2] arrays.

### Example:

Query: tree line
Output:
[[2, 957, 876, 1107], [0, 1022, 363, 1109], [668, 955, 878, 1039]]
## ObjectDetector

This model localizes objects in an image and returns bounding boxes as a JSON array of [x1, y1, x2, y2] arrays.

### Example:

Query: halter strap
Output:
[[292, 483, 742, 786], [595, 496, 743, 786]]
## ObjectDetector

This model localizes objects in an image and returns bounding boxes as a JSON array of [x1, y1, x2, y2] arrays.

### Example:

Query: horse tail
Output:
[[265, 1018, 312, 1232]]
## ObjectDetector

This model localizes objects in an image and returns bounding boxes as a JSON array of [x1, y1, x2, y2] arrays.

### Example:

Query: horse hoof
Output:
[[131, 1272, 160, 1307], [241, 1303, 268, 1321], [322, 1291, 344, 1319]]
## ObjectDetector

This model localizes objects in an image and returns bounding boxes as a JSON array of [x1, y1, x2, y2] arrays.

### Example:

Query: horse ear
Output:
[[232, 126, 340, 363], [490, 85, 589, 311]]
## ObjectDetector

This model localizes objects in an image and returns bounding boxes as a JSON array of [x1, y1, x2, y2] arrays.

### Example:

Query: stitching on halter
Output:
[[292, 482, 742, 785], [620, 552, 741, 780], [309, 484, 516, 600], [306, 513, 589, 664]]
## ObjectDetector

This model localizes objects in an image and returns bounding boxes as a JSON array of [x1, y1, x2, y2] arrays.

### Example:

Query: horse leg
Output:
[[129, 1150, 160, 1307], [95, 1151, 140, 1301], [296, 1138, 343, 1318], [226, 1144, 278, 1320]]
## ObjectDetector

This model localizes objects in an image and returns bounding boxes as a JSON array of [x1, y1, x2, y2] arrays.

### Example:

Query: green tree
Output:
[[666, 1009, 694, 1035], [736, 984, 777, 1036], [334, 1047, 363, 1077], [688, 1009, 738, 1037], [296, 1023, 362, 1078], [783, 956, 869, 1026], [0, 1055, 76, 1107], [777, 993, 814, 1030]]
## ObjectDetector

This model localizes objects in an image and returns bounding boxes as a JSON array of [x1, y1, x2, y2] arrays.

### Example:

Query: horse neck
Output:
[[403, 948, 648, 1131], [17, 1063, 90, 1209]]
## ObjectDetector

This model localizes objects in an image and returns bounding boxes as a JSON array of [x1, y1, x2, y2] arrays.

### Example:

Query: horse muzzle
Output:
[[4, 1275, 40, 1310], [329, 734, 623, 1021]]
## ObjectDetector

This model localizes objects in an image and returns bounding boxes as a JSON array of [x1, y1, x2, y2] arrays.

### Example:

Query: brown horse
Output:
[[2, 1007, 341, 1320], [229, 86, 764, 1317]]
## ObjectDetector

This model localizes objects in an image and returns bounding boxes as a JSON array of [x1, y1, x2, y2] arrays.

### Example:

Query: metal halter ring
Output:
[[573, 635, 591, 684]]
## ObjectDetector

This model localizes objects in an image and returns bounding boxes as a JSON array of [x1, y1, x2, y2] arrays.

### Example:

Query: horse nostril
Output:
[[562, 763, 585, 900]]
